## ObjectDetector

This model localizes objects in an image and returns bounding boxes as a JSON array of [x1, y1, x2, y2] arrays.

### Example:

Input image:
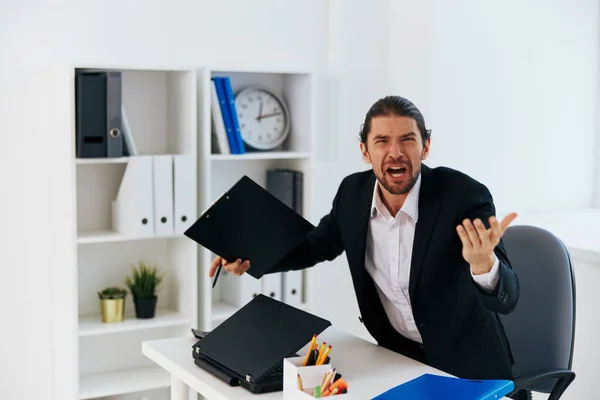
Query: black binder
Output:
[[266, 169, 303, 215], [192, 294, 331, 393], [184, 175, 315, 279], [75, 71, 123, 158]]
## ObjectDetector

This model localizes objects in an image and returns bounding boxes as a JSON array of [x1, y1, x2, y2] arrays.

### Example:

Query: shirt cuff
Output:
[[471, 255, 500, 292]]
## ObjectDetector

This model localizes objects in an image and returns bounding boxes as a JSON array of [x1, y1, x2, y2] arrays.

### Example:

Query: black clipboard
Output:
[[184, 175, 315, 279]]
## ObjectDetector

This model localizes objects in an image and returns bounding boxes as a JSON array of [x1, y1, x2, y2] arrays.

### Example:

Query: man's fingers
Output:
[[456, 225, 473, 250], [488, 216, 501, 245], [463, 219, 481, 247], [500, 212, 518, 233], [209, 256, 223, 277], [473, 219, 490, 248], [239, 260, 251, 276], [223, 259, 251, 276]]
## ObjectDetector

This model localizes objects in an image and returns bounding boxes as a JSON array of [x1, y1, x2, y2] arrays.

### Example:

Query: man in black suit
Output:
[[210, 96, 519, 383]]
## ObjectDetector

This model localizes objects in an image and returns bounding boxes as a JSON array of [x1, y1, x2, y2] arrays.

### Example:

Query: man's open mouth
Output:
[[387, 166, 407, 178]]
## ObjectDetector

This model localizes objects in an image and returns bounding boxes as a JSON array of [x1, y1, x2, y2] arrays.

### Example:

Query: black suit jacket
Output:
[[269, 165, 519, 380]]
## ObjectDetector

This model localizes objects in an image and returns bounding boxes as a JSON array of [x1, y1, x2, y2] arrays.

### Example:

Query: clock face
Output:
[[235, 87, 289, 150]]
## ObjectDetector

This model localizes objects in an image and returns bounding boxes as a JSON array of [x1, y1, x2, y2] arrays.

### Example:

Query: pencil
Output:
[[303, 334, 317, 366], [317, 345, 332, 365], [297, 373, 303, 391], [322, 369, 335, 392], [317, 342, 326, 365]]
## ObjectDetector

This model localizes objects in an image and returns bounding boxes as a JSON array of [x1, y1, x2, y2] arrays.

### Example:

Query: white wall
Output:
[[562, 257, 600, 400], [390, 0, 600, 214]]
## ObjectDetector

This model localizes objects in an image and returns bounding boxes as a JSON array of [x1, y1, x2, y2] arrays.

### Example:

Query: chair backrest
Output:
[[499, 225, 576, 393]]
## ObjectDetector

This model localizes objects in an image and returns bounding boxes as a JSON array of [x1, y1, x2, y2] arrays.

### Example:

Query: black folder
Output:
[[183, 175, 315, 279], [192, 294, 331, 393]]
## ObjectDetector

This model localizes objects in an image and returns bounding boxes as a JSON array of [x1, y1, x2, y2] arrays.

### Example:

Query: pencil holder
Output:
[[283, 356, 350, 399]]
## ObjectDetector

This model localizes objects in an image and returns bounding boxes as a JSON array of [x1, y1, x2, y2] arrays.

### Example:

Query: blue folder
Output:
[[371, 373, 514, 400]]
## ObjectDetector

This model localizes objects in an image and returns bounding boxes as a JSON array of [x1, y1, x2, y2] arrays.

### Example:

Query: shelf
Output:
[[210, 151, 311, 161], [79, 309, 191, 337], [211, 301, 309, 322], [79, 366, 170, 399], [77, 230, 184, 244], [76, 157, 130, 164]]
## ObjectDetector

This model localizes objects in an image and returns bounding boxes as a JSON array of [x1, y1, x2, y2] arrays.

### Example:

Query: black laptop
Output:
[[191, 294, 331, 394]]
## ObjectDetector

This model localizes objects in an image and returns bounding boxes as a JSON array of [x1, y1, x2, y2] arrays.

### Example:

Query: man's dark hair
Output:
[[359, 95, 432, 145]]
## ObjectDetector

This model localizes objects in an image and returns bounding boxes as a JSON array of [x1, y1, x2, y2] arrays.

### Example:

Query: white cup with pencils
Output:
[[283, 335, 349, 399]]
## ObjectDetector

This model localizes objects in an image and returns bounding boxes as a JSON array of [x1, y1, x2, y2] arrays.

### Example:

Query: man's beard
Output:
[[377, 163, 421, 195]]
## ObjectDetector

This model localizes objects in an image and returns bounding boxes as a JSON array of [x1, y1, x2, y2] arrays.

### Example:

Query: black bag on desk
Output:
[[192, 294, 331, 394]]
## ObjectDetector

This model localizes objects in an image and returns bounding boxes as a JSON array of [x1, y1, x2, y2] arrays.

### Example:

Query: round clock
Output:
[[234, 86, 290, 150]]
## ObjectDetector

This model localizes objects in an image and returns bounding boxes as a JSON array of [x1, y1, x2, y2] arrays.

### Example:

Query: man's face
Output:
[[360, 115, 430, 196]]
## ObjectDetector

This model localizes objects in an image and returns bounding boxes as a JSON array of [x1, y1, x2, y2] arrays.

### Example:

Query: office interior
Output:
[[0, 0, 598, 399]]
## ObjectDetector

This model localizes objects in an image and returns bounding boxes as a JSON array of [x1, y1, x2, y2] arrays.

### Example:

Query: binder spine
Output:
[[75, 72, 107, 158], [106, 71, 123, 157]]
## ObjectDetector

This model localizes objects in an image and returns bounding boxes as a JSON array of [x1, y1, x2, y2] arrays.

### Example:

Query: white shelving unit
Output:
[[70, 66, 198, 400], [54, 64, 316, 400], [196, 67, 316, 331]]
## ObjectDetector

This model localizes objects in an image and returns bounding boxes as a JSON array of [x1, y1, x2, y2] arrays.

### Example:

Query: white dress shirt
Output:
[[364, 174, 500, 344]]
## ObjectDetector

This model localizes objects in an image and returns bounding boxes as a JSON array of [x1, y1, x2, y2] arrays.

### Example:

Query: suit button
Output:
[[500, 292, 507, 303], [418, 322, 427, 328]]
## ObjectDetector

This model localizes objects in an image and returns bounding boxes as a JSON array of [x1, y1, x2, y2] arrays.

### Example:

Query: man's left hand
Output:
[[456, 213, 518, 275]]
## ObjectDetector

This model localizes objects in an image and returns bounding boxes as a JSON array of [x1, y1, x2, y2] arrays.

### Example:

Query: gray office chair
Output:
[[500, 225, 576, 400]]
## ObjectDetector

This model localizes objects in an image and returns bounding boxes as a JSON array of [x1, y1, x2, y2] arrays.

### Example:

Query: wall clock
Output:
[[234, 86, 290, 150]]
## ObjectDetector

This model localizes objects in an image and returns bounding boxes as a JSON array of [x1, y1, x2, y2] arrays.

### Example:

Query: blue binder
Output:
[[221, 76, 245, 154], [212, 77, 240, 154], [371, 373, 514, 400]]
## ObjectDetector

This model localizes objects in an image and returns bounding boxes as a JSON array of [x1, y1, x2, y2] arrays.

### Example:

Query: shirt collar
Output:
[[371, 172, 421, 222]]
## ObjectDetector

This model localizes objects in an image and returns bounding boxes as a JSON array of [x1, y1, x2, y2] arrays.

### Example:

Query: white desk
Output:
[[142, 326, 511, 399]]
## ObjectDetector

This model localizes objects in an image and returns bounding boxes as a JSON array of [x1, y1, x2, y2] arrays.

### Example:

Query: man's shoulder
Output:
[[338, 169, 374, 191], [429, 165, 491, 197]]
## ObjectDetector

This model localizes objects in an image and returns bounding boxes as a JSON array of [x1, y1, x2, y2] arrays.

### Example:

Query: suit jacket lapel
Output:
[[409, 165, 441, 300]]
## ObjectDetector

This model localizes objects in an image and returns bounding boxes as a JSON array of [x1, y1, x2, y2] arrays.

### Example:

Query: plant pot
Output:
[[134, 296, 157, 319], [100, 298, 125, 323]]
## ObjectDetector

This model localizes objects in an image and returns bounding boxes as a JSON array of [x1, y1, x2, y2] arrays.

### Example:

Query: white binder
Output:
[[152, 155, 174, 236], [112, 155, 154, 237], [261, 273, 282, 302], [282, 270, 303, 306], [221, 271, 262, 308], [173, 154, 197, 235]]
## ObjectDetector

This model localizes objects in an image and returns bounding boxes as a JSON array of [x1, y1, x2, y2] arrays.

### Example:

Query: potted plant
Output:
[[97, 286, 127, 323], [125, 260, 164, 319]]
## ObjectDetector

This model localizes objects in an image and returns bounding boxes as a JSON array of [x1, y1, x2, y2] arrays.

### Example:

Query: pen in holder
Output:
[[283, 356, 349, 399]]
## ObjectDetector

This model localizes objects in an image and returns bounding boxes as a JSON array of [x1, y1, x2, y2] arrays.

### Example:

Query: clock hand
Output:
[[259, 111, 282, 119], [257, 102, 263, 122]]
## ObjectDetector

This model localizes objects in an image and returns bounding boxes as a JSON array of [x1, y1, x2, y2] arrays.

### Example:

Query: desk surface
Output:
[[143, 327, 473, 400]]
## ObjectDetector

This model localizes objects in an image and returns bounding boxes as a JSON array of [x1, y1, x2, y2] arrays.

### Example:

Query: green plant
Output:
[[97, 286, 127, 300], [125, 261, 164, 299]]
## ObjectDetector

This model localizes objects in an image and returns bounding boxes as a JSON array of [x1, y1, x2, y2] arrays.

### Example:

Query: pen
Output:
[[212, 261, 222, 289]]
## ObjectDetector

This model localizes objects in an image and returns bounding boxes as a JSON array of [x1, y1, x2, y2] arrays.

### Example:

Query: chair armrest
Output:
[[509, 368, 575, 400]]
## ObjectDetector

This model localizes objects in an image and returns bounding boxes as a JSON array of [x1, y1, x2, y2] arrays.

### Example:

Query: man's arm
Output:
[[267, 181, 346, 273], [459, 186, 520, 315]]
